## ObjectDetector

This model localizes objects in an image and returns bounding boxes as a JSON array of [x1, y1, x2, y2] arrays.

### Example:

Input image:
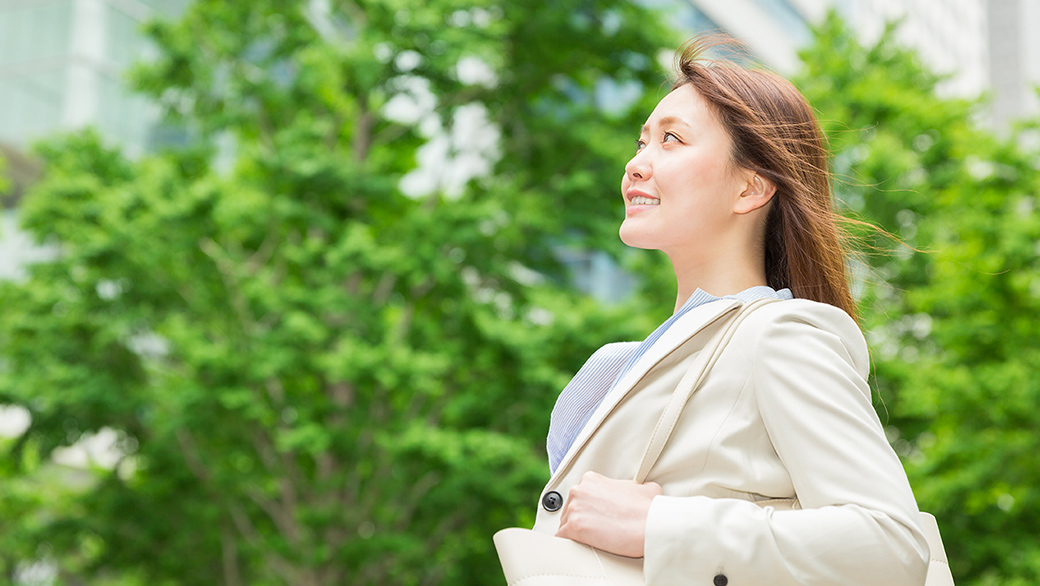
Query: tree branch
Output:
[[245, 485, 300, 545], [199, 237, 256, 338], [353, 95, 373, 163], [179, 427, 298, 583], [246, 231, 279, 273], [393, 470, 442, 532], [175, 428, 212, 484], [220, 521, 243, 586]]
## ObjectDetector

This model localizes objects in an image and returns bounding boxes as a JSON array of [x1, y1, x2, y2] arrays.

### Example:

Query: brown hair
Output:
[[672, 36, 857, 321]]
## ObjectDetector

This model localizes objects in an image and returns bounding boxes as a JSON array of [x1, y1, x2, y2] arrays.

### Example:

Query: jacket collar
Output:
[[547, 298, 741, 485]]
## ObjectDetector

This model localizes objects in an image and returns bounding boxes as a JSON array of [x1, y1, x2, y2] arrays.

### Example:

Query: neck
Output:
[[667, 248, 767, 314]]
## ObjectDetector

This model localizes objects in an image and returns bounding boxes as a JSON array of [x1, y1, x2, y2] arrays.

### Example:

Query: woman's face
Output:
[[619, 84, 750, 257]]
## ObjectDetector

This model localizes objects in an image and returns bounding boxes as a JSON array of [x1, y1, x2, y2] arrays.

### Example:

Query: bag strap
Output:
[[633, 298, 778, 483]]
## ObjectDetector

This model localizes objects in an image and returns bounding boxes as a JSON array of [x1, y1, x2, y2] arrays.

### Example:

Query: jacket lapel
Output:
[[547, 298, 741, 485]]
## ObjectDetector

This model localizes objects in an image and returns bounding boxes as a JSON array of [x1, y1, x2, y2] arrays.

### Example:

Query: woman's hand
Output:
[[555, 471, 663, 558]]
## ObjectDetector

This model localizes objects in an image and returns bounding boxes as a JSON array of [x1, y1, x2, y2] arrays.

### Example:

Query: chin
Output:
[[618, 224, 658, 250]]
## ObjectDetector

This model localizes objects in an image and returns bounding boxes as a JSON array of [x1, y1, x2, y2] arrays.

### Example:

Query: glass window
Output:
[[0, 69, 65, 145], [751, 0, 810, 44], [104, 3, 145, 68], [637, 0, 724, 33], [96, 73, 152, 155], [0, 1, 72, 66]]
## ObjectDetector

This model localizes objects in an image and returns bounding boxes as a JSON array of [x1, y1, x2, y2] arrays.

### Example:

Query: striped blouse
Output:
[[546, 286, 793, 473]]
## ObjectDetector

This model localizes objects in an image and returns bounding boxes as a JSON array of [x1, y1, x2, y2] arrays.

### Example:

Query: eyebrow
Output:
[[641, 116, 692, 134]]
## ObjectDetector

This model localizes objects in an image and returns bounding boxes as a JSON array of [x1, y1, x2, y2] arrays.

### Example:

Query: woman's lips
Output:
[[625, 189, 660, 215]]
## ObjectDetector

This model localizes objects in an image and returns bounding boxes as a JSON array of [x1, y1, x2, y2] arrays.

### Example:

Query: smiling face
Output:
[[619, 84, 752, 260]]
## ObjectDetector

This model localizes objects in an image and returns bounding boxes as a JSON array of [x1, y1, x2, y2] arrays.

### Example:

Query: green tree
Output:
[[0, 1, 671, 584], [797, 14, 1040, 585]]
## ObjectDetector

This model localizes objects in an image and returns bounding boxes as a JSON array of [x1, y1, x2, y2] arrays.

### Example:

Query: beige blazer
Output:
[[532, 298, 930, 585]]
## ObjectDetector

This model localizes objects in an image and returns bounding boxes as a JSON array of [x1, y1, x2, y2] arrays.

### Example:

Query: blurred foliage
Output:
[[0, 154, 10, 197], [0, 0, 670, 585], [797, 13, 1040, 586], [2, 3, 1039, 586]]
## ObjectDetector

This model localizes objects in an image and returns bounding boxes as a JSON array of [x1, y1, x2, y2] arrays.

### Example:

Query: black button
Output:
[[713, 575, 728, 586], [541, 490, 563, 512]]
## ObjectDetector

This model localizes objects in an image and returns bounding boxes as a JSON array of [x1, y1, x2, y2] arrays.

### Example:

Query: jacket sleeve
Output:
[[642, 304, 929, 585]]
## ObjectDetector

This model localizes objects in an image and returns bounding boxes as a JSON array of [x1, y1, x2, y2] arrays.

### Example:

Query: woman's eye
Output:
[[663, 132, 680, 143], [635, 139, 646, 151]]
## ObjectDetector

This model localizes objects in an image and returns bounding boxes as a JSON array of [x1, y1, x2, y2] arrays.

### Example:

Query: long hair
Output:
[[672, 36, 857, 321]]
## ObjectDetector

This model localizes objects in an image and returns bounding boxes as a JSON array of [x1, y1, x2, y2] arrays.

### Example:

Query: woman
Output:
[[534, 38, 930, 584]]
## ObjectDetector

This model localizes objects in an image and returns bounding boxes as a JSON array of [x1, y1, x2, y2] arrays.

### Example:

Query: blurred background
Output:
[[0, 0, 1038, 584]]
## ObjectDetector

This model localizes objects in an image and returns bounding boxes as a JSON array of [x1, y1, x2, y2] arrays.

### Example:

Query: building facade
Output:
[[686, 0, 819, 74], [986, 0, 1040, 132], [0, 0, 188, 156], [840, 0, 989, 98], [690, 0, 1039, 130], [840, 0, 1040, 130]]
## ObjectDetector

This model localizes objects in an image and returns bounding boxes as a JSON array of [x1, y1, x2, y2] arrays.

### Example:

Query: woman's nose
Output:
[[625, 152, 650, 182]]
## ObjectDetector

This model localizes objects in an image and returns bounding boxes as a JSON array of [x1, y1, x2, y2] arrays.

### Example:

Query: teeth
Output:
[[630, 196, 660, 205]]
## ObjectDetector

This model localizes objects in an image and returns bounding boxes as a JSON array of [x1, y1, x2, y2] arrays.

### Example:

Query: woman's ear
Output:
[[733, 172, 776, 215]]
